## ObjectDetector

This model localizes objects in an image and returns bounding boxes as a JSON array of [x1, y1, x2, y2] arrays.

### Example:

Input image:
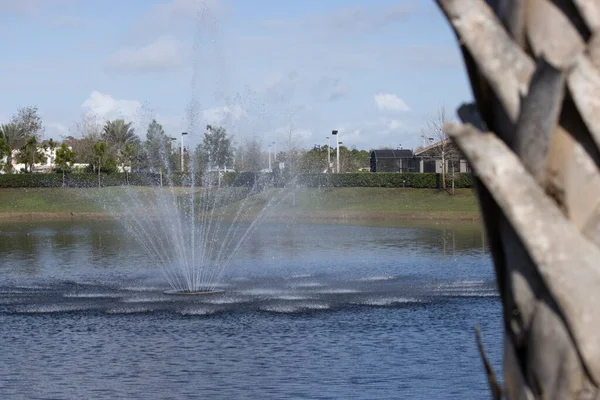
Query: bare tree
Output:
[[437, 0, 600, 398], [420, 107, 461, 193], [68, 112, 102, 171], [234, 137, 263, 172], [11, 106, 44, 140]]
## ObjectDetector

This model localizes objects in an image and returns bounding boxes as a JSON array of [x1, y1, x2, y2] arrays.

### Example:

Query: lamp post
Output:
[[268, 144, 272, 171], [181, 132, 188, 172], [338, 141, 343, 172], [332, 130, 339, 173], [326, 136, 331, 172]]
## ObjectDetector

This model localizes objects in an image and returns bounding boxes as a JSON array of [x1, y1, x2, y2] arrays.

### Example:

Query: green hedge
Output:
[[0, 172, 473, 189], [297, 173, 473, 188], [0, 173, 164, 188]]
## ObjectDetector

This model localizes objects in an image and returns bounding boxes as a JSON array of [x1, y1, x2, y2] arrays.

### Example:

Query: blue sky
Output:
[[0, 0, 473, 151]]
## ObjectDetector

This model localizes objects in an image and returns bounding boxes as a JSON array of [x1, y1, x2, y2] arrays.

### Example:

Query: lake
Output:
[[0, 219, 501, 399]]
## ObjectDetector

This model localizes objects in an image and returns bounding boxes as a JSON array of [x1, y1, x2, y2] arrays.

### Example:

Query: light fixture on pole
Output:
[[181, 132, 188, 172], [268, 144, 272, 171], [326, 136, 331, 172], [332, 130, 339, 173]]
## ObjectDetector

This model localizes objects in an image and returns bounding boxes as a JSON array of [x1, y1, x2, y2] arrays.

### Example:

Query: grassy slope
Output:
[[288, 187, 477, 213], [0, 187, 480, 221]]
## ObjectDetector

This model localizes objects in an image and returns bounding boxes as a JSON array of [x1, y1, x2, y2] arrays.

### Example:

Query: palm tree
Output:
[[0, 131, 9, 171], [0, 123, 26, 172], [437, 0, 600, 397], [54, 143, 76, 187], [16, 137, 46, 173], [45, 138, 57, 166], [102, 119, 137, 159]]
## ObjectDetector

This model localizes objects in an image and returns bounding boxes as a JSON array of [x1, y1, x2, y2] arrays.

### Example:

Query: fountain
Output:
[[100, 141, 292, 296]]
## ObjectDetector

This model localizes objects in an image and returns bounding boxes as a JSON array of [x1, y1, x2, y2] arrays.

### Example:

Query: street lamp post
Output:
[[332, 130, 339, 173], [338, 141, 343, 173], [326, 136, 331, 172], [268, 144, 272, 171], [181, 132, 188, 172]]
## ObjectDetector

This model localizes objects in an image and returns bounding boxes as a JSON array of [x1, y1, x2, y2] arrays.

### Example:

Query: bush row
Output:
[[0, 172, 473, 189], [297, 172, 473, 188]]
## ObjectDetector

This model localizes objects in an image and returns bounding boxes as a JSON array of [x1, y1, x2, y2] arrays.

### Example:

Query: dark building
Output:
[[370, 149, 418, 172]]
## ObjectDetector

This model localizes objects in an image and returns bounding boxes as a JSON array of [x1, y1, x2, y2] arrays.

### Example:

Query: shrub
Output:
[[0, 172, 474, 189], [296, 172, 473, 189]]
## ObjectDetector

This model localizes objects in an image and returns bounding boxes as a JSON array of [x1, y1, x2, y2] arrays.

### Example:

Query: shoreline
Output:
[[0, 210, 482, 224]]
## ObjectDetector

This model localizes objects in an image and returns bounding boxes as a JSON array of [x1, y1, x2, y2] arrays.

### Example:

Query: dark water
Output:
[[0, 220, 501, 399]]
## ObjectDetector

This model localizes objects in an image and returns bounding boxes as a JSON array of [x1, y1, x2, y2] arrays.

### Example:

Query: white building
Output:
[[2, 146, 87, 174]]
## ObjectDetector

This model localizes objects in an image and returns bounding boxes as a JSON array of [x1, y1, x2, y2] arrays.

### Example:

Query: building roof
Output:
[[413, 139, 451, 156], [370, 149, 414, 159]]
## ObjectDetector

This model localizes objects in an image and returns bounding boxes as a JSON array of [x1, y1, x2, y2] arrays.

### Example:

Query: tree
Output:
[[299, 145, 328, 173], [16, 137, 46, 173], [45, 138, 57, 167], [119, 143, 138, 184], [234, 137, 263, 172], [93, 142, 107, 188], [102, 119, 137, 159], [199, 125, 233, 170], [420, 107, 461, 194], [0, 122, 26, 172], [144, 119, 176, 173], [54, 143, 76, 186], [68, 112, 103, 171], [10, 106, 44, 140], [438, 0, 600, 398], [348, 148, 371, 171], [0, 131, 10, 171]]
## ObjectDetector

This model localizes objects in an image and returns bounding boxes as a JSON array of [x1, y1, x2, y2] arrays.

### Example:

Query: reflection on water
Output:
[[0, 219, 499, 400], [0, 220, 490, 282]]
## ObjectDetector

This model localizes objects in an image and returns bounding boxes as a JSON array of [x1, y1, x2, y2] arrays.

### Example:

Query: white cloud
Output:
[[374, 93, 410, 112], [81, 91, 143, 122], [106, 37, 185, 73]]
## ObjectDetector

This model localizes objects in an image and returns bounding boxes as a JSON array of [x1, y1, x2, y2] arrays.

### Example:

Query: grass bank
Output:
[[0, 187, 481, 223]]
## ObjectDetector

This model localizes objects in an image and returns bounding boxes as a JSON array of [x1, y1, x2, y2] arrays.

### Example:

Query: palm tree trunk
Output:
[[437, 0, 600, 397]]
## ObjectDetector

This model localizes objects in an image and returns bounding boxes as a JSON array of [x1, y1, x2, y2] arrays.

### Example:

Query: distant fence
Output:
[[0, 172, 474, 189]]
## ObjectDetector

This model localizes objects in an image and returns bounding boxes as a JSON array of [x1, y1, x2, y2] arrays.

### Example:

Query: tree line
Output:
[[0, 106, 378, 181]]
